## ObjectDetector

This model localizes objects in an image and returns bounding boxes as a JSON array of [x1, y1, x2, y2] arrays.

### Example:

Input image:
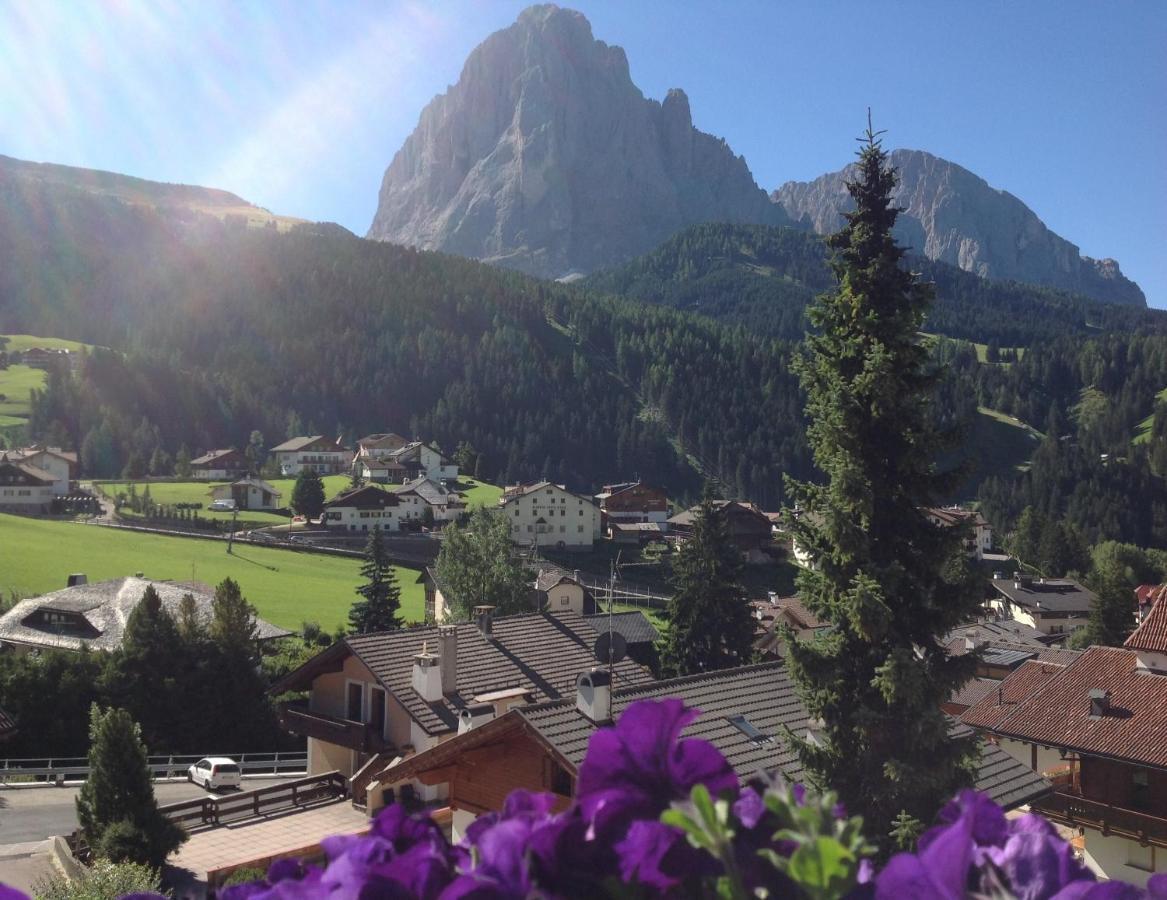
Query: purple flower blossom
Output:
[[733, 785, 765, 829], [576, 698, 736, 843]]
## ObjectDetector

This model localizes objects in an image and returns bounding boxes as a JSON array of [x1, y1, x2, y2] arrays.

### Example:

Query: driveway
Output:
[[0, 777, 295, 845]]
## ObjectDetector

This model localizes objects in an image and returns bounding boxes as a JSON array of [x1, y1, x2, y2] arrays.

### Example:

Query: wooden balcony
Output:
[[1035, 790, 1167, 848], [279, 701, 393, 754]]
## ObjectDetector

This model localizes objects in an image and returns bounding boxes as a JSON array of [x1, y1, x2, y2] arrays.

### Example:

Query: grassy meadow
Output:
[[0, 514, 424, 632]]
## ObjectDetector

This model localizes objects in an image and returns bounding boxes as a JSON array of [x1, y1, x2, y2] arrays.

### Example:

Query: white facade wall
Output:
[[21, 453, 71, 495], [0, 483, 53, 510], [326, 504, 406, 533], [988, 599, 1085, 637], [503, 485, 601, 550], [1083, 832, 1166, 888], [417, 446, 458, 482], [193, 467, 233, 481], [996, 737, 1066, 776], [277, 450, 349, 476]]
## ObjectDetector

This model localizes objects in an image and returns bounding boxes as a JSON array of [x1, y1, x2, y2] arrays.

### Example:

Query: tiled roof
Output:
[[972, 647, 1167, 769], [515, 663, 1047, 811], [943, 620, 1051, 649], [667, 501, 769, 528], [271, 435, 345, 453], [393, 477, 456, 506], [332, 611, 652, 737], [959, 660, 1067, 731], [1134, 584, 1164, 605], [949, 677, 1001, 709], [583, 611, 660, 646], [1125, 593, 1167, 654], [0, 577, 291, 652], [924, 506, 990, 528], [324, 484, 398, 510], [991, 579, 1096, 614], [190, 448, 242, 466], [0, 455, 55, 484]]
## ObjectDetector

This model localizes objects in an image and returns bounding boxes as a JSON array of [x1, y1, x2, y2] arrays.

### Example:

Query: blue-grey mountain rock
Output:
[[773, 149, 1145, 307], [367, 4, 789, 279]]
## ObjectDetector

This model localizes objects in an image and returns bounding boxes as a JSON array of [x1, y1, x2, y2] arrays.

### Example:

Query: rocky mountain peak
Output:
[[367, 5, 787, 278], [773, 149, 1145, 307]]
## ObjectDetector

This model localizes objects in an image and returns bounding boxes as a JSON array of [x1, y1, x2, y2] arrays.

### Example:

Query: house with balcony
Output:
[[7, 446, 76, 495], [751, 595, 829, 659], [270, 607, 653, 814], [923, 506, 993, 559], [960, 596, 1167, 886], [190, 448, 249, 481], [499, 482, 601, 551], [0, 453, 55, 513], [669, 501, 774, 563], [594, 482, 669, 529], [372, 661, 1051, 842], [271, 436, 350, 476], [392, 477, 466, 524], [208, 476, 282, 511], [323, 484, 401, 533], [989, 575, 1097, 637], [354, 439, 458, 484]]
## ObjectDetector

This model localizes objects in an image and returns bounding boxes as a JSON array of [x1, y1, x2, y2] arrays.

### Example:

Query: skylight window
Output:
[[727, 715, 773, 745]]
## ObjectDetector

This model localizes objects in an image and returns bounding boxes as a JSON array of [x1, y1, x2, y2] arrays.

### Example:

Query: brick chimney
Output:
[[437, 625, 457, 695]]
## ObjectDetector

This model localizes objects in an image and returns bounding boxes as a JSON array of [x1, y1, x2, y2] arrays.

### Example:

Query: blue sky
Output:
[[1, 1, 1163, 307]]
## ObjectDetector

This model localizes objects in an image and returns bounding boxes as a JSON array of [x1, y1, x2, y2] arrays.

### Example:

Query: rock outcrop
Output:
[[773, 149, 1145, 307], [367, 4, 788, 278]]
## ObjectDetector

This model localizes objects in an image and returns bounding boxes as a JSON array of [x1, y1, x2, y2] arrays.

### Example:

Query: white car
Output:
[[187, 757, 242, 791], [209, 499, 237, 512]]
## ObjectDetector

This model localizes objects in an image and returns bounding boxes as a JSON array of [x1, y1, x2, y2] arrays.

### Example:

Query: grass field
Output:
[[2, 334, 92, 353], [458, 477, 503, 509], [0, 514, 424, 632], [1133, 387, 1167, 445], [0, 365, 45, 419]]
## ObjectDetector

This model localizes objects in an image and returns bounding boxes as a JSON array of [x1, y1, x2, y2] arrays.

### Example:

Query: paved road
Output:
[[0, 777, 296, 845]]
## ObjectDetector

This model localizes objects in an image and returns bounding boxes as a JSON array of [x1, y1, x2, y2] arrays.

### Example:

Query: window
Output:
[[346, 682, 364, 722], [727, 715, 773, 745], [527, 525, 533, 533], [560, 525, 566, 533], [578, 525, 584, 533]]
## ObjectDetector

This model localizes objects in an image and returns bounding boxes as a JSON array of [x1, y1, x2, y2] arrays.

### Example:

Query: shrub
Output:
[[32, 859, 161, 900]]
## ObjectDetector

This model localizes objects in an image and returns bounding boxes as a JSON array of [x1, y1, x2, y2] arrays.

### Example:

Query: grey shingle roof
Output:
[[991, 579, 1097, 614], [333, 611, 653, 737], [582, 611, 660, 646], [515, 662, 1048, 810], [0, 577, 291, 652]]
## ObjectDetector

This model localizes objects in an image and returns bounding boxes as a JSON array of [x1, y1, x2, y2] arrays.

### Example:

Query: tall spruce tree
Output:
[[349, 526, 404, 634], [662, 495, 755, 676], [291, 469, 326, 519], [784, 121, 983, 843]]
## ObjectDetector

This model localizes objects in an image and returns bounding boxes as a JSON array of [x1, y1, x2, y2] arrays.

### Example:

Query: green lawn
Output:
[[0, 365, 45, 418], [1133, 387, 1167, 445], [98, 480, 290, 524], [0, 514, 424, 632], [2, 334, 93, 353], [458, 477, 503, 509]]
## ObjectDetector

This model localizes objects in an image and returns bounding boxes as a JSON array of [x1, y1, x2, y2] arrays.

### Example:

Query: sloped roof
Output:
[[0, 706, 16, 738], [190, 448, 243, 466], [980, 647, 1167, 769], [668, 500, 769, 528], [10, 446, 78, 465], [960, 660, 1067, 731], [393, 661, 1048, 811], [277, 611, 652, 737], [991, 579, 1097, 614], [270, 435, 345, 453], [324, 484, 399, 510], [924, 506, 990, 528], [943, 619, 1051, 649], [393, 477, 456, 506], [1135, 584, 1165, 605], [1125, 592, 1167, 654], [0, 577, 291, 652], [0, 454, 55, 484], [582, 611, 660, 646], [948, 677, 1001, 710]]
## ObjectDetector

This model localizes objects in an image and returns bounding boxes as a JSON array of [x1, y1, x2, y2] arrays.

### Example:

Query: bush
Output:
[[32, 859, 160, 900]]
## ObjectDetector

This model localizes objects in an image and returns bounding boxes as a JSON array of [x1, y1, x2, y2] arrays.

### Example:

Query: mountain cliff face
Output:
[[367, 4, 788, 278], [773, 149, 1145, 307]]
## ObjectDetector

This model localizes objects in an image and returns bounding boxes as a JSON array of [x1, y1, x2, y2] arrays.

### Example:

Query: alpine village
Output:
[[0, 5, 1165, 899]]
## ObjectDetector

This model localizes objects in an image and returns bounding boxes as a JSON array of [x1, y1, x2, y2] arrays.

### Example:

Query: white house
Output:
[[208, 477, 282, 511], [392, 477, 466, 524], [354, 438, 457, 484], [323, 484, 402, 533], [0, 454, 55, 513], [499, 482, 601, 551], [7, 447, 75, 496], [924, 506, 993, 559], [989, 576, 1095, 637], [190, 448, 249, 481], [271, 436, 350, 476]]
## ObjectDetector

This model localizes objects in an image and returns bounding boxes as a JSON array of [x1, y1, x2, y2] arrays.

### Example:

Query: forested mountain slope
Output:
[[584, 223, 1167, 346]]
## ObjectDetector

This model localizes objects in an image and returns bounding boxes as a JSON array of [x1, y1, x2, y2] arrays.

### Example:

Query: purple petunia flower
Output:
[[733, 785, 766, 829], [876, 796, 974, 899], [576, 698, 737, 845]]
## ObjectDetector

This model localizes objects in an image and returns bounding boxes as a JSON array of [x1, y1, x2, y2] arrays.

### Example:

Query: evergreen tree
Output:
[[210, 577, 258, 655], [174, 444, 192, 478], [1075, 541, 1154, 647], [662, 494, 755, 676], [291, 469, 326, 519], [435, 507, 532, 620], [348, 526, 404, 634], [75, 705, 186, 866], [783, 121, 983, 843]]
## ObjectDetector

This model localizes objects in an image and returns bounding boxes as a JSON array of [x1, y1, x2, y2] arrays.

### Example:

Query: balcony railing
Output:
[[279, 701, 393, 755], [1035, 790, 1167, 848]]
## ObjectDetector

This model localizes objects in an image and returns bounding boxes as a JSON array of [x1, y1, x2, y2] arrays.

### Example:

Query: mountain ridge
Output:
[[772, 148, 1145, 307]]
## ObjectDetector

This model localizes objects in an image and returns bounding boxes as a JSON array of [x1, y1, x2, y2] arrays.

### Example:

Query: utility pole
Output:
[[227, 505, 239, 554]]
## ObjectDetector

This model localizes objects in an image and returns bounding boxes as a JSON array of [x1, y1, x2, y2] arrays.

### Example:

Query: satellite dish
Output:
[[594, 630, 628, 665]]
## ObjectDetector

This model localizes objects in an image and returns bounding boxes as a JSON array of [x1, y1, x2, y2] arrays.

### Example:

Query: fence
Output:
[[0, 750, 307, 784], [159, 770, 347, 829]]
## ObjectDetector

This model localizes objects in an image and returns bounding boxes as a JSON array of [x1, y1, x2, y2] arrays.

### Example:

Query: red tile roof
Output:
[[1125, 593, 1167, 654], [949, 676, 1001, 710], [959, 660, 1066, 731], [985, 647, 1167, 769], [1135, 584, 1164, 605]]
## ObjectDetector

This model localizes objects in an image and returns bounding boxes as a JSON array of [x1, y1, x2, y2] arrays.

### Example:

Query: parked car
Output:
[[209, 499, 237, 512], [187, 757, 242, 791]]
